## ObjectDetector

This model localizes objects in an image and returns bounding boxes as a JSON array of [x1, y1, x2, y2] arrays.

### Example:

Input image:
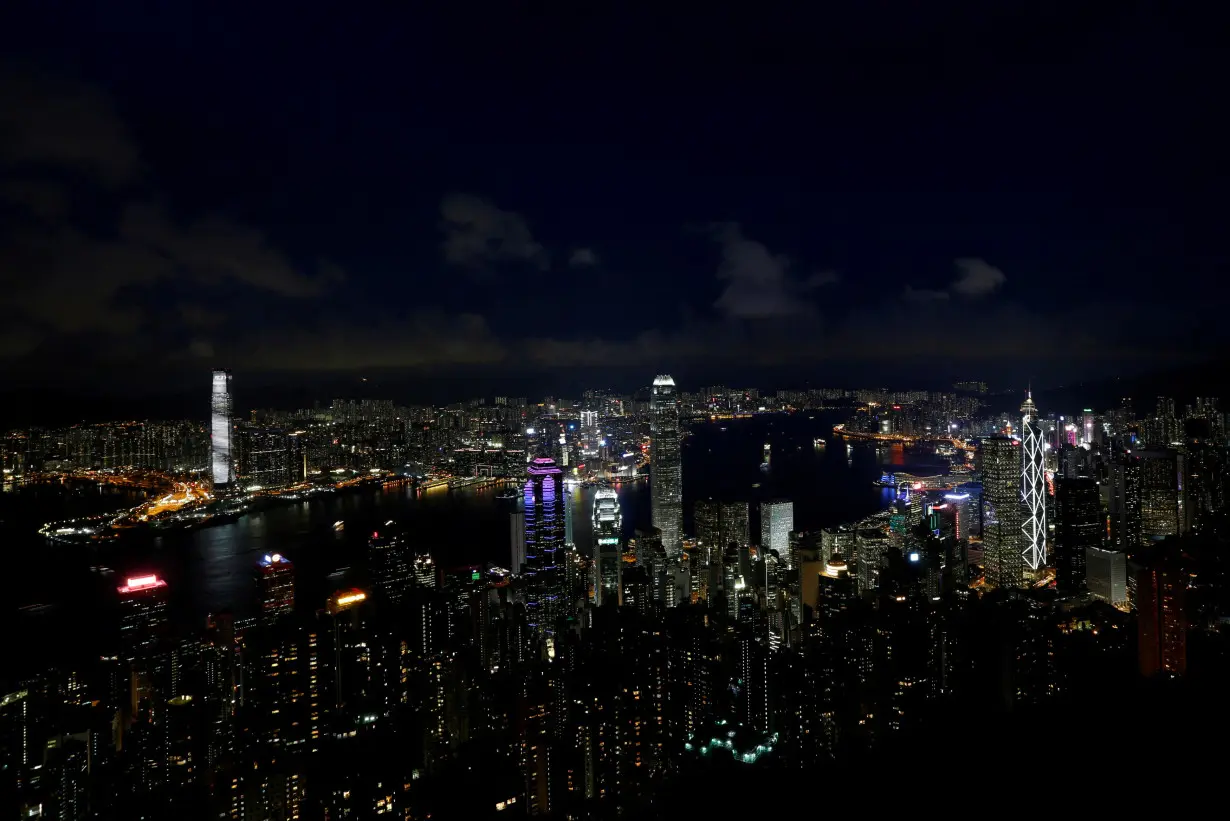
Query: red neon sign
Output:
[[118, 574, 167, 594]]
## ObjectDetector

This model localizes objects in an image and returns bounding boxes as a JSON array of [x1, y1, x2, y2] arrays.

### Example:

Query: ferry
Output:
[[333, 520, 345, 531], [813, 437, 826, 449]]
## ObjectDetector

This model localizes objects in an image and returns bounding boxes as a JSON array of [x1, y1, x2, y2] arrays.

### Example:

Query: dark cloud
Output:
[[903, 286, 951, 302], [232, 313, 505, 371], [0, 71, 140, 185], [710, 223, 834, 319], [569, 247, 599, 267], [904, 257, 1007, 301], [951, 257, 1007, 297], [121, 204, 344, 298], [440, 193, 549, 270], [0, 69, 344, 369]]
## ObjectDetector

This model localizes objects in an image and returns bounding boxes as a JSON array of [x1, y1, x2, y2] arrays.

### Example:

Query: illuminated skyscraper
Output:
[[210, 370, 233, 490], [255, 553, 295, 621], [980, 436, 1026, 589], [591, 488, 623, 607], [650, 375, 683, 557], [759, 500, 794, 567], [1020, 391, 1047, 572], [524, 457, 566, 635], [118, 574, 169, 659]]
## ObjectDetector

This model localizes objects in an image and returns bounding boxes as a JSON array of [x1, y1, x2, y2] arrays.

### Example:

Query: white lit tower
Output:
[[1020, 390, 1047, 573], [211, 370, 234, 490], [651, 375, 683, 557], [592, 488, 623, 606]]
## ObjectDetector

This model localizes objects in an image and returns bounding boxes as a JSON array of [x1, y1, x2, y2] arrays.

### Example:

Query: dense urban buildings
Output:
[[5, 376, 1230, 819]]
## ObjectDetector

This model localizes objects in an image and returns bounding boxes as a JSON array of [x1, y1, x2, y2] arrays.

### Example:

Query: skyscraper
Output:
[[980, 436, 1026, 589], [1137, 449, 1184, 541], [118, 574, 169, 660], [1108, 455, 1142, 551], [255, 553, 294, 621], [1019, 391, 1047, 572], [759, 500, 794, 567], [524, 457, 566, 635], [510, 511, 526, 574], [1054, 476, 1101, 595], [693, 500, 750, 552], [368, 532, 413, 603], [592, 488, 623, 607], [650, 375, 683, 557], [1136, 547, 1187, 677], [210, 370, 233, 490]]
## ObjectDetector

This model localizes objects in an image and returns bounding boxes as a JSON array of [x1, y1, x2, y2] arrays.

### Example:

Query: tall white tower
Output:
[[1020, 389, 1047, 571], [650, 375, 683, 557], [210, 370, 233, 489]]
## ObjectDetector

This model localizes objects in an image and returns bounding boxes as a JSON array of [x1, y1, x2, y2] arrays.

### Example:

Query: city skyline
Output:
[[2, 4, 1226, 815]]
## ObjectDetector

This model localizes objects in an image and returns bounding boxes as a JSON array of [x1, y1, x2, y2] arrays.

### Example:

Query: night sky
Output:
[[1, 2, 1225, 417]]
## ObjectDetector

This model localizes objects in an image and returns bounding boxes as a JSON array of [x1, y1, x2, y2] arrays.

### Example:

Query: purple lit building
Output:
[[524, 457, 567, 635]]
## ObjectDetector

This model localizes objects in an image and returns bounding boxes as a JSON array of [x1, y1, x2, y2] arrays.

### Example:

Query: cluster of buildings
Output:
[[3, 374, 1229, 818]]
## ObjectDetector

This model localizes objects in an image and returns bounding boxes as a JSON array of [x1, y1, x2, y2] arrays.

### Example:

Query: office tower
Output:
[[524, 457, 566, 635], [510, 510, 526, 574], [210, 369, 233, 490], [255, 553, 294, 620], [368, 532, 413, 603], [118, 574, 169, 659], [650, 375, 683, 557], [979, 436, 1026, 589], [413, 550, 437, 588], [1136, 548, 1187, 677], [1137, 449, 1183, 541], [693, 499, 750, 553], [759, 500, 793, 566], [1019, 391, 1047, 572], [1086, 545, 1128, 607], [592, 488, 623, 606], [1109, 455, 1143, 550], [1054, 477, 1101, 595]]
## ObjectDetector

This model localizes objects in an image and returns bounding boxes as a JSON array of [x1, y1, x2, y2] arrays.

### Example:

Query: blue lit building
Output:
[[524, 457, 566, 636]]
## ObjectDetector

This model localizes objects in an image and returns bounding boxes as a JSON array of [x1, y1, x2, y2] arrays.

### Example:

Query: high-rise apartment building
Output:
[[650, 375, 683, 557], [979, 436, 1026, 589], [210, 370, 233, 489], [759, 500, 794, 567], [524, 457, 566, 635], [1020, 392, 1047, 571]]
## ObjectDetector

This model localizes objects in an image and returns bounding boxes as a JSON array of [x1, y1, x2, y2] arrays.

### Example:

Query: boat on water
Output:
[[333, 520, 345, 531], [495, 488, 518, 500], [813, 437, 826, 449]]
